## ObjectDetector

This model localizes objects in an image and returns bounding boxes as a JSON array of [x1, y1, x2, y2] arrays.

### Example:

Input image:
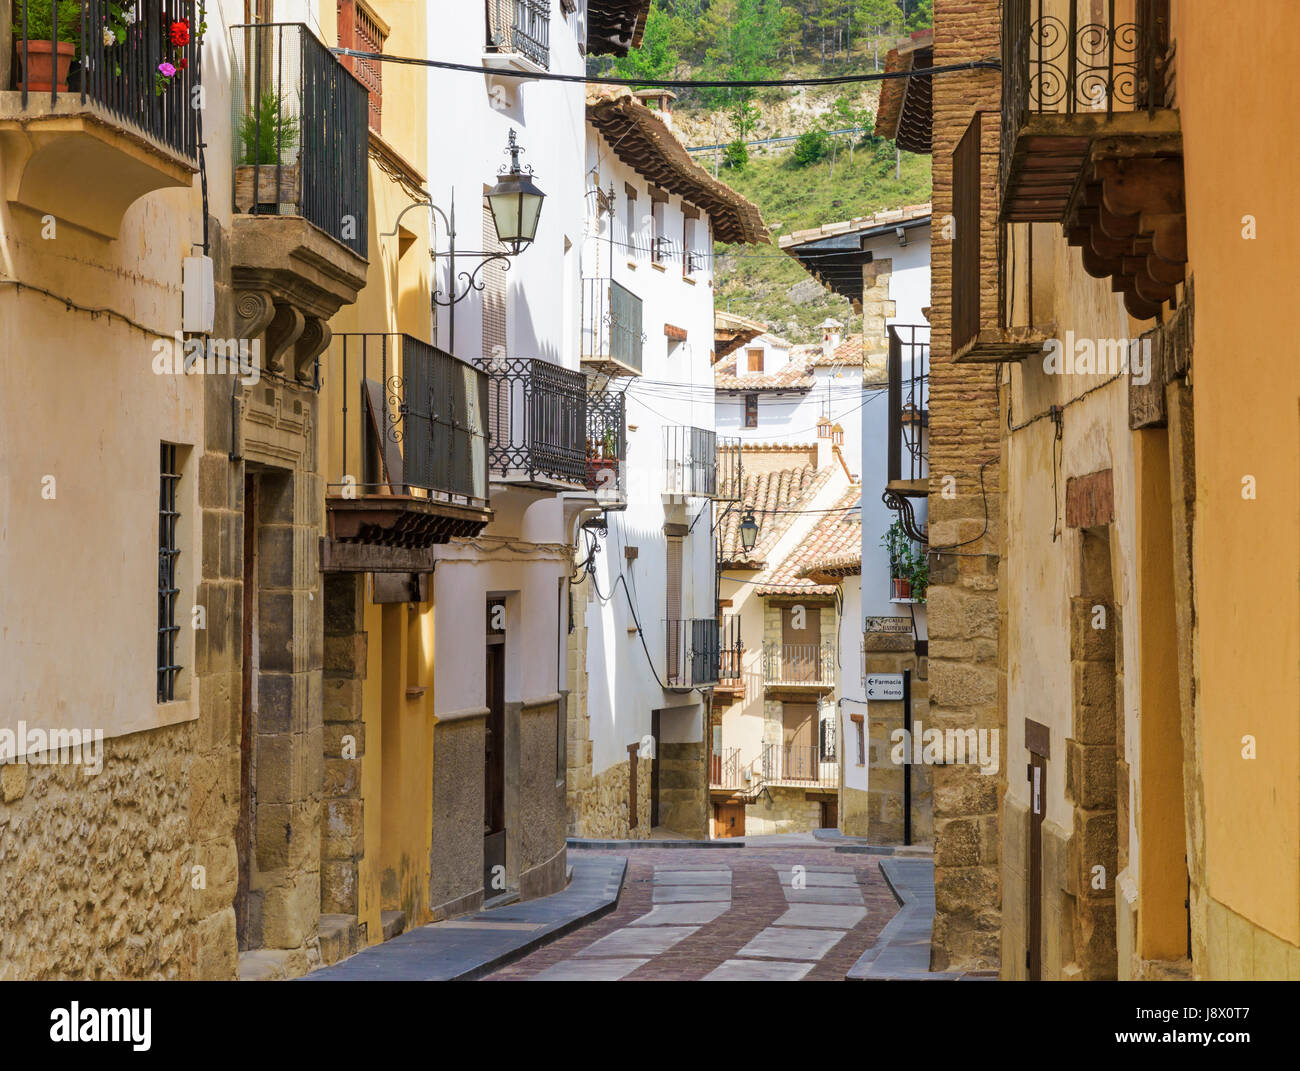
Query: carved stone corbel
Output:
[[294, 317, 332, 382], [265, 302, 306, 374], [235, 289, 277, 340]]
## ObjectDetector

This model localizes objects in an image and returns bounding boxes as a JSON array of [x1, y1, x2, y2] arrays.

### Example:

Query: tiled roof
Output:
[[586, 2, 653, 58], [873, 30, 934, 152], [587, 87, 769, 244], [755, 487, 862, 595], [714, 352, 816, 392], [717, 464, 834, 567]]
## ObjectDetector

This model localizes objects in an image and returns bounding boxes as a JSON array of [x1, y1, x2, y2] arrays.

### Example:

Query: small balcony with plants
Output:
[[882, 518, 928, 605], [322, 333, 493, 572], [228, 21, 368, 324], [0, 0, 202, 237], [584, 386, 627, 508]]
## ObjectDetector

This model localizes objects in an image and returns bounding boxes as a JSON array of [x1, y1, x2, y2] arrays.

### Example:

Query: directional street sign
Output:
[[864, 674, 905, 700]]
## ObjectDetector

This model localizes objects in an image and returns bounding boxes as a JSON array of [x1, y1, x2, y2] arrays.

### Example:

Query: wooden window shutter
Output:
[[745, 394, 758, 428], [665, 536, 683, 683], [747, 347, 764, 373], [483, 197, 509, 448], [338, 1, 385, 133]]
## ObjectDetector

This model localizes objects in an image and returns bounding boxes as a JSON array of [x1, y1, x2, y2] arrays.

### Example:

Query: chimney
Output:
[[634, 88, 677, 127], [819, 317, 844, 359]]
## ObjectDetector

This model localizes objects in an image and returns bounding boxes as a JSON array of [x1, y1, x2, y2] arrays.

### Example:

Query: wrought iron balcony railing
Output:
[[486, 0, 550, 69], [762, 642, 836, 689], [581, 277, 644, 376], [585, 387, 626, 498], [328, 333, 489, 506], [231, 22, 369, 256], [478, 356, 587, 486], [7, 0, 201, 161], [665, 617, 721, 689], [718, 613, 743, 690], [762, 743, 838, 789], [663, 427, 741, 499], [1000, 0, 1171, 215], [710, 746, 742, 790]]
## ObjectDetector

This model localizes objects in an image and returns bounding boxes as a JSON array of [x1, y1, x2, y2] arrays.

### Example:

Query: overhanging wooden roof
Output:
[[874, 30, 934, 154], [587, 87, 769, 245], [587, 1, 653, 57], [714, 310, 768, 360]]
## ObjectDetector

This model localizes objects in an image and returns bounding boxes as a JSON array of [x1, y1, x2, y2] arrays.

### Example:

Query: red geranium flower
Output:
[[170, 21, 190, 46], [178, 57, 188, 70]]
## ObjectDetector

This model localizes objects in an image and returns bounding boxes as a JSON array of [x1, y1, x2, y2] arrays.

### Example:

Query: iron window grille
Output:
[[329, 333, 490, 505], [157, 443, 181, 702], [477, 356, 588, 485], [9, 0, 202, 162], [486, 0, 551, 69], [718, 613, 743, 685], [886, 324, 931, 487], [230, 22, 369, 257]]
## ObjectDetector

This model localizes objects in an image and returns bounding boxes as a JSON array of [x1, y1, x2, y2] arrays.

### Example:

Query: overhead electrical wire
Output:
[[330, 49, 998, 90]]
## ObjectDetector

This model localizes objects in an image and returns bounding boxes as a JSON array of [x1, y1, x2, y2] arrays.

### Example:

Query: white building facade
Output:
[[565, 88, 768, 839]]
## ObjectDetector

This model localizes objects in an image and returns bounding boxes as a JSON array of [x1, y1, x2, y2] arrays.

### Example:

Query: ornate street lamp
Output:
[[380, 129, 546, 353], [739, 511, 760, 553], [485, 130, 546, 255]]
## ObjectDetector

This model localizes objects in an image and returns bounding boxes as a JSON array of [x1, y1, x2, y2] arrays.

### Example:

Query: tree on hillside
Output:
[[610, 3, 681, 83]]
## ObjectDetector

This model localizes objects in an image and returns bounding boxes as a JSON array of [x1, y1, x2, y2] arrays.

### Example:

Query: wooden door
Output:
[[820, 799, 838, 830], [665, 537, 683, 682], [782, 702, 816, 780], [715, 803, 745, 838], [782, 605, 821, 682], [1028, 751, 1046, 980], [483, 640, 506, 895]]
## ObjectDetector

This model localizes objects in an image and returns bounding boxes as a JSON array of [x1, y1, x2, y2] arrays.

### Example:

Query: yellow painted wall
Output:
[[315, 0, 439, 942], [1174, 0, 1300, 948]]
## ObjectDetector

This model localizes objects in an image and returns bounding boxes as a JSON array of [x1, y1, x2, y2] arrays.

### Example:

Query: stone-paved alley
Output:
[[486, 841, 899, 981]]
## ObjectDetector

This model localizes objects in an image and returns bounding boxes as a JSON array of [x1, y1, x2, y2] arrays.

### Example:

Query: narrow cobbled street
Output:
[[487, 840, 899, 981]]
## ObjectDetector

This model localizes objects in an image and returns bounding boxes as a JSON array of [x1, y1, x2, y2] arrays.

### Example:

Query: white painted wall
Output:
[[576, 121, 723, 774], [426, 4, 592, 715]]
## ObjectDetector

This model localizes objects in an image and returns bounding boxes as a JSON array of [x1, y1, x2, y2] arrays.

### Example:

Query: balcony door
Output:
[[484, 616, 506, 897], [782, 702, 817, 781], [781, 605, 821, 682], [665, 535, 683, 683]]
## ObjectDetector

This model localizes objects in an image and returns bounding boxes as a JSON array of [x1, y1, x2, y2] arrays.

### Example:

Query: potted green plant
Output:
[[234, 90, 301, 214], [882, 519, 921, 600], [11, 0, 82, 92]]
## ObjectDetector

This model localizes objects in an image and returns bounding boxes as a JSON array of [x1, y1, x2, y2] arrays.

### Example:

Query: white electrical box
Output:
[[182, 255, 215, 334]]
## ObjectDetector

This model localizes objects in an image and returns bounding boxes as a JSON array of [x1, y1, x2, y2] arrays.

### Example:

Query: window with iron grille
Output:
[[744, 394, 758, 428], [339, 0, 386, 132], [158, 444, 182, 702]]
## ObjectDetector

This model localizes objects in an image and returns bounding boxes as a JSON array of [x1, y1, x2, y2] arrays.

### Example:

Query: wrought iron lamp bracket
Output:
[[882, 489, 928, 546]]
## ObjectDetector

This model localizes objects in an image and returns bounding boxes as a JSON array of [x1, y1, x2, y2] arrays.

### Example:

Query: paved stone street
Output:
[[486, 839, 899, 981]]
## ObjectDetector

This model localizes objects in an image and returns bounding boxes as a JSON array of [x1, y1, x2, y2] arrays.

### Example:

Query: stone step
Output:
[[380, 910, 406, 942], [318, 914, 360, 966]]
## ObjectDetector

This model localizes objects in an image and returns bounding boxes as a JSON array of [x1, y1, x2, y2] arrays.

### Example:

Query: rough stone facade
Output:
[[926, 0, 1005, 973], [0, 725, 199, 980], [658, 740, 707, 839], [744, 785, 827, 835]]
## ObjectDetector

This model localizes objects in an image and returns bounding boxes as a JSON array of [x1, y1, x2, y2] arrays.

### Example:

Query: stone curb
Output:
[[846, 858, 964, 981], [567, 837, 743, 850]]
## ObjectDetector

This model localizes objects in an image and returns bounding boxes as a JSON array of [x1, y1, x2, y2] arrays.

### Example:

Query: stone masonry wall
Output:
[[0, 724, 197, 979], [927, 0, 1005, 972]]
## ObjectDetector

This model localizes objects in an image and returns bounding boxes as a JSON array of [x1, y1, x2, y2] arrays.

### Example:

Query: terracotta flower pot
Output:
[[18, 41, 76, 93], [891, 577, 912, 600]]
